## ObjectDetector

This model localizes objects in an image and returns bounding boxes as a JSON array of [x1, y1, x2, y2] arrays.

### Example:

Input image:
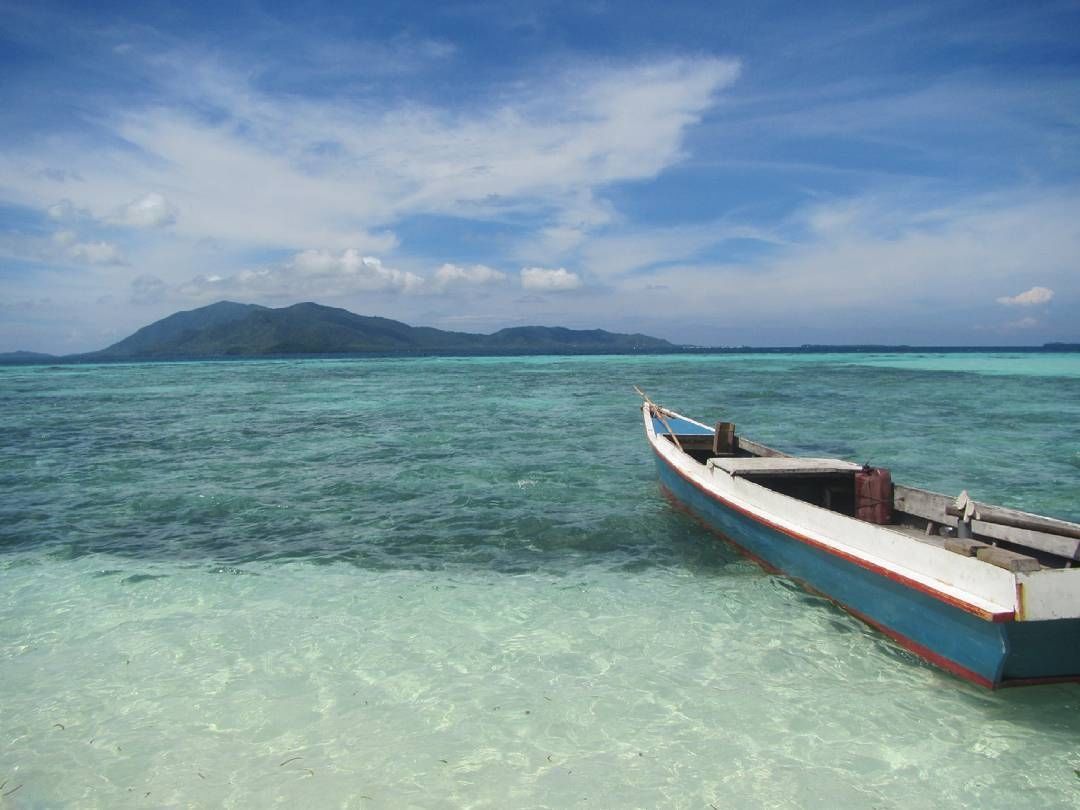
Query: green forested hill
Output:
[[89, 301, 674, 357]]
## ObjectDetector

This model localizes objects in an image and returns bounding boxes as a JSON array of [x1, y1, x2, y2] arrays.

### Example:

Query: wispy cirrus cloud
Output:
[[0, 52, 738, 255], [575, 221, 784, 278], [1004, 316, 1040, 330]]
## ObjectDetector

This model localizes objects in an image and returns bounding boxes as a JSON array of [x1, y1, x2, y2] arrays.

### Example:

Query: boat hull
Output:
[[653, 449, 1080, 688]]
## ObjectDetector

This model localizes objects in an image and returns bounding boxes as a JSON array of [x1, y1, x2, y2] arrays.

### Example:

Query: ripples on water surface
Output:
[[2, 354, 1078, 808]]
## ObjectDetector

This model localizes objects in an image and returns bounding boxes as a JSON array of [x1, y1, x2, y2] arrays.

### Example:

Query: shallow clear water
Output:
[[2, 354, 1079, 808]]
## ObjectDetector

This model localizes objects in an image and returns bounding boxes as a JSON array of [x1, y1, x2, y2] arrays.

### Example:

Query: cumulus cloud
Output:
[[520, 266, 582, 291], [996, 286, 1054, 306], [175, 249, 422, 301], [291, 249, 423, 292], [112, 192, 179, 228], [433, 263, 507, 289]]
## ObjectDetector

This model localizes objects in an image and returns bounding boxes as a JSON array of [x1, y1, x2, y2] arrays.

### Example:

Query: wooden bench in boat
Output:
[[894, 484, 1080, 564], [888, 525, 1042, 572], [708, 457, 863, 477]]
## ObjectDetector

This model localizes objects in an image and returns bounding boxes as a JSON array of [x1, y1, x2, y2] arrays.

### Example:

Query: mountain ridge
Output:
[[86, 301, 675, 358]]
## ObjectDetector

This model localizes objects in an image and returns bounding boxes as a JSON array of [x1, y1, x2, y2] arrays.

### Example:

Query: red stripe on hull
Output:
[[844, 605, 996, 689], [660, 483, 999, 688]]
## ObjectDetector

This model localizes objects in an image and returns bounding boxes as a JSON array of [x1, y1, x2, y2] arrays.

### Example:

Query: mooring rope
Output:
[[634, 386, 684, 452]]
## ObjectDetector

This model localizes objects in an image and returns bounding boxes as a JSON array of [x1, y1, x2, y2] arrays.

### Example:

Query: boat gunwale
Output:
[[642, 403, 1017, 623]]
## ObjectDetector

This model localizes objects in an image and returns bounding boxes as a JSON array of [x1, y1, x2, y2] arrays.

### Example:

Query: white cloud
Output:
[[610, 191, 1080, 341], [290, 249, 424, 293], [66, 239, 126, 265], [578, 221, 783, 278], [175, 249, 423, 301], [112, 192, 178, 228], [513, 191, 618, 259], [378, 59, 738, 218], [433, 263, 507, 289], [0, 54, 737, 256], [44, 229, 126, 265], [807, 204, 862, 235], [520, 266, 582, 291], [996, 286, 1054, 306]]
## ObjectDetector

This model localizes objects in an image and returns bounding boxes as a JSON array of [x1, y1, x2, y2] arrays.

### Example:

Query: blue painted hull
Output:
[[654, 452, 1080, 688]]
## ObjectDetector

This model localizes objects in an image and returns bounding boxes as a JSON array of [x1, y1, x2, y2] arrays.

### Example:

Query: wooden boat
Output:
[[639, 394, 1080, 688]]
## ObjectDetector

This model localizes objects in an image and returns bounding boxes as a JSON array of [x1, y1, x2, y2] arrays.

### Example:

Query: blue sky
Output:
[[1, 0, 1078, 352]]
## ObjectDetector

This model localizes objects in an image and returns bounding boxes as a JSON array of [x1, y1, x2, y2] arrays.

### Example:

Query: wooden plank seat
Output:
[[708, 457, 863, 477], [894, 484, 1080, 563]]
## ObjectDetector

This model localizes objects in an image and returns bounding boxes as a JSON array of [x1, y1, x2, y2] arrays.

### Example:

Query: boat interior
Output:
[[656, 415, 1080, 573]]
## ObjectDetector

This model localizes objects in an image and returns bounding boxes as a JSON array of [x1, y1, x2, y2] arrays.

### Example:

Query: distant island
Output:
[[0, 350, 57, 362], [77, 301, 674, 359], [1, 302, 1077, 362]]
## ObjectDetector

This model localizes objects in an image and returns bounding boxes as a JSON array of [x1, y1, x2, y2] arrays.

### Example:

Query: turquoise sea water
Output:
[[2, 353, 1079, 808]]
